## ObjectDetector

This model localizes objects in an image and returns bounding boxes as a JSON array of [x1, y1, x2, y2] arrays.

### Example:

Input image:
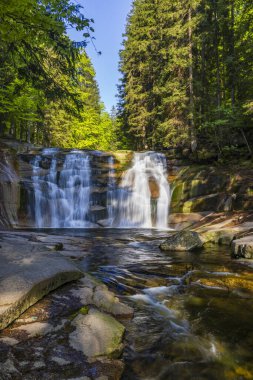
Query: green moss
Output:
[[79, 306, 89, 315], [189, 179, 205, 198], [171, 182, 185, 203], [247, 188, 253, 196]]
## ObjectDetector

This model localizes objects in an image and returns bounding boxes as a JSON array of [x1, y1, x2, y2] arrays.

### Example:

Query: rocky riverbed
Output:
[[2, 229, 253, 379], [0, 231, 133, 380]]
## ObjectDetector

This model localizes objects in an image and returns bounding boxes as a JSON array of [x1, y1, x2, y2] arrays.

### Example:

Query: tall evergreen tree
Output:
[[118, 0, 253, 157]]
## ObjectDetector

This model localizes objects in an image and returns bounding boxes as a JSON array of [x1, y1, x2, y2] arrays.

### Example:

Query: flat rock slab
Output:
[[0, 241, 83, 330]]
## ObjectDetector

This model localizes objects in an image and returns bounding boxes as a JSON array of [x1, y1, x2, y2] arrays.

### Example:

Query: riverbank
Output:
[[0, 230, 134, 379]]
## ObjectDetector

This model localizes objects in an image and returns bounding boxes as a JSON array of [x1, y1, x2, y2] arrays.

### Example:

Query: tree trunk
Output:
[[230, 0, 235, 107], [27, 123, 31, 144]]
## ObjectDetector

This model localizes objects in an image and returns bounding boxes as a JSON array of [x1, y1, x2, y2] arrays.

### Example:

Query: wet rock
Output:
[[93, 288, 134, 318], [97, 219, 113, 227], [69, 309, 125, 358], [0, 243, 83, 329], [0, 150, 20, 228], [0, 337, 19, 346], [160, 231, 203, 251], [47, 242, 64, 251], [0, 357, 21, 378], [12, 320, 66, 338], [199, 229, 237, 245], [232, 236, 253, 259]]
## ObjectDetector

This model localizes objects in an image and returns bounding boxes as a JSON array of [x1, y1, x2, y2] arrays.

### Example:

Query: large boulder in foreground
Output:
[[160, 230, 203, 251], [0, 242, 83, 330]]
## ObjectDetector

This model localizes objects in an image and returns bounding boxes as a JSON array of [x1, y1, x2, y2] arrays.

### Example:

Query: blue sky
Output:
[[68, 0, 133, 112]]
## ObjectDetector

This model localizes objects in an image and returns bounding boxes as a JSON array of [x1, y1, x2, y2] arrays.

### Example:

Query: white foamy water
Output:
[[111, 152, 171, 228], [32, 151, 91, 228]]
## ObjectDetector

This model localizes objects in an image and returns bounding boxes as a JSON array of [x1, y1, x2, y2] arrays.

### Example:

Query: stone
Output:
[[182, 193, 221, 213], [51, 356, 71, 365], [47, 242, 64, 251], [12, 320, 66, 337], [199, 229, 237, 246], [93, 288, 134, 318], [0, 337, 19, 346], [0, 150, 20, 228], [69, 309, 125, 358], [160, 230, 203, 251], [0, 242, 83, 330], [0, 358, 21, 378], [232, 236, 253, 259], [70, 286, 94, 305]]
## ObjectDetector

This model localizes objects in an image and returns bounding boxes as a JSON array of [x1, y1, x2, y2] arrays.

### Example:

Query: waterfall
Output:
[[31, 150, 170, 229], [111, 152, 171, 228], [32, 150, 91, 228]]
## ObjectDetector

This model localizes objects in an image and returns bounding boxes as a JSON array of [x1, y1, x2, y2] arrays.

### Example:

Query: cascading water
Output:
[[111, 152, 170, 228], [32, 150, 91, 228], [30, 150, 170, 229]]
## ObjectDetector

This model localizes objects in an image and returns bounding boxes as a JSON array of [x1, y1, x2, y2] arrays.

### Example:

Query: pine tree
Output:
[[118, 0, 253, 158]]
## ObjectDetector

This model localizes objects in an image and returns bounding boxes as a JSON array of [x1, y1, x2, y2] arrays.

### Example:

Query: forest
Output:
[[0, 0, 252, 159], [0, 0, 117, 150]]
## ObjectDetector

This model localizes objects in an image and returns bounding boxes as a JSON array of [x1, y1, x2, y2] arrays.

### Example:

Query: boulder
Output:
[[69, 309, 125, 358], [199, 229, 237, 246], [0, 242, 83, 330], [231, 236, 253, 259], [160, 230, 203, 251]]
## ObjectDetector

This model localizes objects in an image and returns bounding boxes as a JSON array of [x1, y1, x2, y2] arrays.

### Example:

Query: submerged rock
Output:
[[160, 230, 203, 251], [69, 309, 125, 358], [93, 288, 134, 318]]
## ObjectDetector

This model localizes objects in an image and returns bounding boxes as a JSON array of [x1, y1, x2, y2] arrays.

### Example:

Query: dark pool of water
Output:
[[49, 229, 253, 380]]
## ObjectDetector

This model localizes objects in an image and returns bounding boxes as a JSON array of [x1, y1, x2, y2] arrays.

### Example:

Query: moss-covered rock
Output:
[[199, 229, 237, 246], [69, 309, 125, 358], [232, 236, 253, 259], [160, 230, 203, 251]]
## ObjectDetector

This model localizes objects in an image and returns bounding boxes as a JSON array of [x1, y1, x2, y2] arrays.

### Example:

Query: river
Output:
[[47, 228, 253, 379]]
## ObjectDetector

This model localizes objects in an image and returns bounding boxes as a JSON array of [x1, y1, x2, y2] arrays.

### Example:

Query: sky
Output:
[[68, 0, 133, 112]]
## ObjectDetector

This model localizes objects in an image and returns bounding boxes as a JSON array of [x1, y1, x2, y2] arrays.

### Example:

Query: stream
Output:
[[48, 228, 253, 380]]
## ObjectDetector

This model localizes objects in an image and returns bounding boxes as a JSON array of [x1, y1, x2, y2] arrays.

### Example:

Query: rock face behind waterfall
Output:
[[0, 146, 19, 228]]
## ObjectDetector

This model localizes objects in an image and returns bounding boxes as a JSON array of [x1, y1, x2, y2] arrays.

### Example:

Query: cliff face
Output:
[[0, 138, 252, 229], [0, 144, 20, 228], [167, 155, 253, 228], [169, 164, 253, 212]]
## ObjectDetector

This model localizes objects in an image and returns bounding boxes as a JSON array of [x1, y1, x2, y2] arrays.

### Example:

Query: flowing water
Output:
[[30, 150, 171, 229], [32, 150, 92, 228], [49, 228, 253, 380], [111, 152, 170, 228]]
